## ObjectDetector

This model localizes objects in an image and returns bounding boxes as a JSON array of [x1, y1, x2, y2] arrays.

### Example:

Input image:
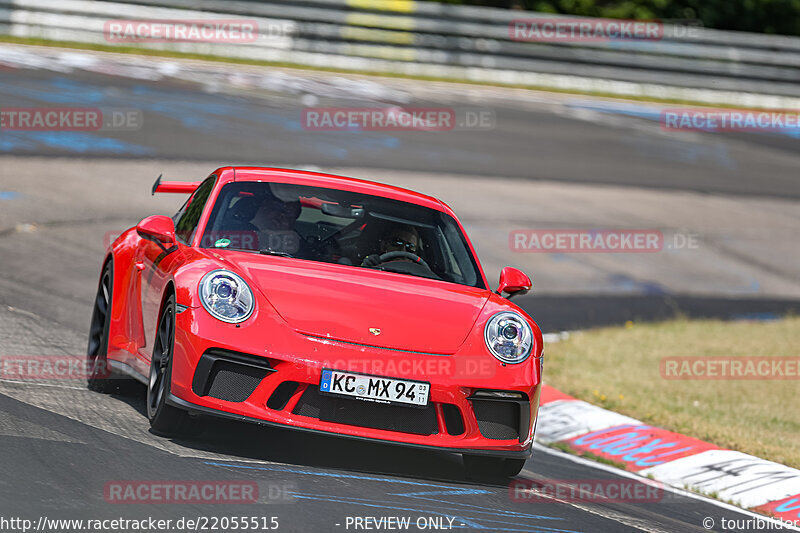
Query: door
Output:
[[137, 177, 215, 367]]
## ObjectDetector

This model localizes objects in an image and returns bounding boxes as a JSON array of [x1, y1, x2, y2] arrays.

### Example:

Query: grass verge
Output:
[[0, 35, 785, 110], [545, 317, 800, 469]]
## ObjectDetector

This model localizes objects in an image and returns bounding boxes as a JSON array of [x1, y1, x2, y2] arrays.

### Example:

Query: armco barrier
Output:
[[1, 0, 799, 104]]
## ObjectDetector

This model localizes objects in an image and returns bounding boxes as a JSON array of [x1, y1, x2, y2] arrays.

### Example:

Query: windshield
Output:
[[201, 181, 486, 289]]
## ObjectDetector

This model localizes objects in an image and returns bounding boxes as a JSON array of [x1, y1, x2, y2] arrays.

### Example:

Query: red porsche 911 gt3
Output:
[[87, 167, 543, 477]]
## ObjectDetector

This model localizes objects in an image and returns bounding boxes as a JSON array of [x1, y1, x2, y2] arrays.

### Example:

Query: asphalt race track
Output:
[[0, 380, 776, 533], [0, 45, 799, 532], [1, 45, 800, 198]]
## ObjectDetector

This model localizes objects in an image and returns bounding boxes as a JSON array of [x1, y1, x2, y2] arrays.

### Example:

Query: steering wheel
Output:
[[376, 251, 431, 270]]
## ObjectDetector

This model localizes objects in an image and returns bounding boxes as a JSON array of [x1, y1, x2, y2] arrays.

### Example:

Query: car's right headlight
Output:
[[484, 311, 533, 364], [199, 270, 254, 323]]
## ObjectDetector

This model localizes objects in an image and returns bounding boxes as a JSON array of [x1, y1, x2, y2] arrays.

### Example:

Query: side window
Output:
[[174, 177, 216, 244]]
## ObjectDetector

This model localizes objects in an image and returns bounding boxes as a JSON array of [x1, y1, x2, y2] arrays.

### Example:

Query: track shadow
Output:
[[98, 380, 507, 487], [177, 416, 479, 483]]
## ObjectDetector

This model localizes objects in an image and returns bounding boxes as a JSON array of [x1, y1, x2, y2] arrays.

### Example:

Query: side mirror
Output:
[[497, 267, 532, 298], [136, 215, 176, 246]]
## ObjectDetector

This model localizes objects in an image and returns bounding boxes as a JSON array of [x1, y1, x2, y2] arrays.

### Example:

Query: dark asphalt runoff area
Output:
[[0, 46, 798, 532]]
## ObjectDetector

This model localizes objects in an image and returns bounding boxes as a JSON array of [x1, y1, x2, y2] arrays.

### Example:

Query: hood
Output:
[[215, 252, 489, 355]]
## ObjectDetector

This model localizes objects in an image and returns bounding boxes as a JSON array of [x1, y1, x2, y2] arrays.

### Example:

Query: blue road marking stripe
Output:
[[288, 490, 565, 522], [204, 461, 579, 532]]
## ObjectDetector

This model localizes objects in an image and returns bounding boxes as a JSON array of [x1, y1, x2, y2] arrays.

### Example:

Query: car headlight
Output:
[[199, 270, 254, 323], [484, 312, 533, 364]]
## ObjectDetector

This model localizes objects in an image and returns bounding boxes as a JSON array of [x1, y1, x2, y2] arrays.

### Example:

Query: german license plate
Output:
[[319, 369, 430, 407]]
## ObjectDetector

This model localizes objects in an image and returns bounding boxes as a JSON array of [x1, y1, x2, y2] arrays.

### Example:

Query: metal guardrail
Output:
[[1, 0, 799, 101]]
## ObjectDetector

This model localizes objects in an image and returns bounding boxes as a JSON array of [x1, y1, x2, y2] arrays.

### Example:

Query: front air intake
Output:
[[468, 391, 530, 441], [441, 404, 465, 436], [192, 349, 274, 403], [267, 381, 300, 410]]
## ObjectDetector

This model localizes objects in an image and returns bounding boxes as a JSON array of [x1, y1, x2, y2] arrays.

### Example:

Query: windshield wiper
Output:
[[212, 246, 258, 253], [259, 248, 294, 258], [208, 245, 294, 258], [209, 246, 292, 258]]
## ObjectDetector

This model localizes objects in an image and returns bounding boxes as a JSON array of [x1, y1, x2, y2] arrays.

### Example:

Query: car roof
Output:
[[212, 167, 452, 215]]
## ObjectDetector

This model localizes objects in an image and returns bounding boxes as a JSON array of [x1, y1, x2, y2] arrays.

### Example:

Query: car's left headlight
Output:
[[484, 311, 533, 364], [199, 270, 254, 323]]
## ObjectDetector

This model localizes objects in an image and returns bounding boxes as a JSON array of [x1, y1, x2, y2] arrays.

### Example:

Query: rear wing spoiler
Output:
[[151, 174, 201, 195]]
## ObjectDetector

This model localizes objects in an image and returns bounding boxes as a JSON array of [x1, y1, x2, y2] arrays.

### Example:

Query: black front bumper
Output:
[[167, 393, 533, 459]]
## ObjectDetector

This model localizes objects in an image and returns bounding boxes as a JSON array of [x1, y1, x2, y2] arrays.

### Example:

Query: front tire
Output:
[[463, 455, 526, 479], [147, 293, 199, 437]]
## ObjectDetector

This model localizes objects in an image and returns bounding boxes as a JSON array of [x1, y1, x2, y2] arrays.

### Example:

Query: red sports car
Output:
[[87, 167, 543, 477]]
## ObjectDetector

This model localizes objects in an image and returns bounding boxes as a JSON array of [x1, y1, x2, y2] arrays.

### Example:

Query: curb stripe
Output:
[[536, 384, 800, 516]]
